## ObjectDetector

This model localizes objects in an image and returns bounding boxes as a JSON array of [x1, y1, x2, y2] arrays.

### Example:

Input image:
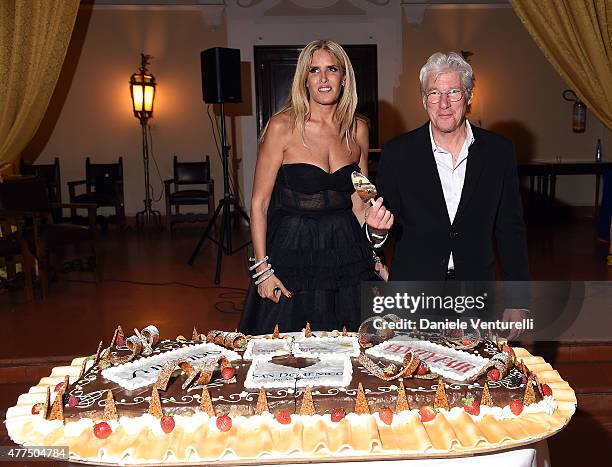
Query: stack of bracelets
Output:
[[249, 256, 274, 285]]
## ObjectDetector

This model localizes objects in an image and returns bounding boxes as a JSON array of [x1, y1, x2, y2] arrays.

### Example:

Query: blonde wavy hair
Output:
[[261, 39, 359, 146]]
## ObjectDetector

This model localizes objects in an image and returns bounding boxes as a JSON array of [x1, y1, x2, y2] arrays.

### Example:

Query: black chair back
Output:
[[20, 158, 61, 204], [174, 156, 211, 186], [0, 177, 51, 213], [86, 157, 123, 195]]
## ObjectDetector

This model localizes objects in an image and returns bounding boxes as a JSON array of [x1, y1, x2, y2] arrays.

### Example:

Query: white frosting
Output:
[[175, 412, 210, 432], [33, 419, 63, 435], [473, 395, 557, 420], [64, 418, 93, 437], [101, 342, 240, 390], [243, 338, 293, 360], [292, 336, 360, 359], [366, 337, 488, 382]]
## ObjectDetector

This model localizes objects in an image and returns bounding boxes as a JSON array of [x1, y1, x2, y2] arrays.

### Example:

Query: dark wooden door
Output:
[[254, 45, 378, 148]]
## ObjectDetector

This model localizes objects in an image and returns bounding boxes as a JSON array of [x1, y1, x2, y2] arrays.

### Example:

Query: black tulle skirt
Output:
[[238, 207, 373, 335]]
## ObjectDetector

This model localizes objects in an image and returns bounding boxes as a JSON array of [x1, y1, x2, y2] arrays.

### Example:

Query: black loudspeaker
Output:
[[201, 47, 241, 104]]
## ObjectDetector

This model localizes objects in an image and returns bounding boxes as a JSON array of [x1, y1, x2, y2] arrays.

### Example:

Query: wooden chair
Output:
[[0, 177, 99, 298], [0, 215, 34, 300], [20, 157, 62, 221], [164, 156, 214, 234], [68, 157, 125, 228]]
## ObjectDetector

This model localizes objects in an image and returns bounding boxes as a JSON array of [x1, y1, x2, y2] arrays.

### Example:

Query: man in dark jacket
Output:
[[376, 52, 529, 338]]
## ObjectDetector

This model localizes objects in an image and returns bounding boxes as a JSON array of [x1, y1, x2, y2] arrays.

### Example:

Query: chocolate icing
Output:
[[64, 338, 540, 420]]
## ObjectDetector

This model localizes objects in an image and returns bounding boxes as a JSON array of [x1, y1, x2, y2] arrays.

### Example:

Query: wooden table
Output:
[[518, 160, 612, 210]]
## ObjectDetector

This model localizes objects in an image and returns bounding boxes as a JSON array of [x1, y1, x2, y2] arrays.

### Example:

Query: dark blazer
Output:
[[377, 122, 529, 282]]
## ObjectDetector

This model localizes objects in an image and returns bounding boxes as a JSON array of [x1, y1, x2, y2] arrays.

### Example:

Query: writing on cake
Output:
[[102, 342, 240, 390], [366, 338, 488, 382]]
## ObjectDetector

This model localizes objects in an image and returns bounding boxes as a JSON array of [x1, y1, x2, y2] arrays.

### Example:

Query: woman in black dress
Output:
[[239, 39, 393, 335]]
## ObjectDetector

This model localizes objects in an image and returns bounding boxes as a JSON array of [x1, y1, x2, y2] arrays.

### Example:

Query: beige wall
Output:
[[25, 4, 610, 212], [395, 6, 611, 206], [24, 5, 228, 216]]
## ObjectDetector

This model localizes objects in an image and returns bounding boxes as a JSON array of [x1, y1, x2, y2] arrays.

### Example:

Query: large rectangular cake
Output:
[[4, 325, 577, 464]]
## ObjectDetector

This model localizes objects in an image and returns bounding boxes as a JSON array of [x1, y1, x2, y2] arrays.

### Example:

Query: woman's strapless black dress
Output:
[[238, 162, 374, 334]]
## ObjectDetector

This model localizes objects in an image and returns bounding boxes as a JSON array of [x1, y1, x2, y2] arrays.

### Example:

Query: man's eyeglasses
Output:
[[426, 89, 464, 104]]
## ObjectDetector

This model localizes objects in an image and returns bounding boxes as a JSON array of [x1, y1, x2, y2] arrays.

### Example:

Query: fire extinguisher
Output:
[[563, 89, 586, 133]]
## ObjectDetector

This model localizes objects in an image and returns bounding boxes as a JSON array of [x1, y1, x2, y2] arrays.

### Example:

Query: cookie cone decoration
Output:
[[524, 377, 536, 406], [481, 382, 493, 406], [304, 322, 312, 338], [400, 352, 420, 378], [395, 381, 409, 412], [192, 327, 200, 342], [355, 383, 370, 415], [93, 340, 103, 364], [48, 376, 69, 422], [48, 394, 64, 421], [148, 387, 163, 418], [300, 386, 316, 416], [183, 360, 214, 389], [115, 325, 125, 345], [219, 356, 231, 370], [179, 362, 194, 376], [78, 358, 87, 380], [342, 326, 348, 336], [272, 324, 280, 339], [109, 328, 119, 348], [197, 361, 214, 386], [434, 378, 449, 411], [199, 388, 215, 416], [42, 386, 51, 419], [103, 390, 118, 421], [196, 370, 213, 386], [255, 388, 269, 415], [154, 361, 177, 391]]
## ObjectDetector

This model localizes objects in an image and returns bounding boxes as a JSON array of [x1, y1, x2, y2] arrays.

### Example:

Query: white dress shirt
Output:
[[429, 120, 476, 270]]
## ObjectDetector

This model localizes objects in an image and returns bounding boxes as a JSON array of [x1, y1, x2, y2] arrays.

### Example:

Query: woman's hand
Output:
[[257, 272, 292, 303], [365, 197, 393, 233]]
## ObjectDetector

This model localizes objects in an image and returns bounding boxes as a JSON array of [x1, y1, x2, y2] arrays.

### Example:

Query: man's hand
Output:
[[374, 261, 389, 281], [365, 197, 393, 232], [501, 308, 529, 341]]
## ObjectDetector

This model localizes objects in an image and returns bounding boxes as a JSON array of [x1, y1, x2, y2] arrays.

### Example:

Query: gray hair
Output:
[[419, 52, 473, 99]]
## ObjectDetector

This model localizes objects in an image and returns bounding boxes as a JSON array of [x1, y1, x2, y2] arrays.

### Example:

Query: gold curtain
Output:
[[509, 0, 612, 130], [0, 0, 80, 171]]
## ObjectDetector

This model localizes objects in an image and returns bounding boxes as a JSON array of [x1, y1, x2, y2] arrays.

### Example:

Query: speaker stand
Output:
[[188, 103, 250, 284]]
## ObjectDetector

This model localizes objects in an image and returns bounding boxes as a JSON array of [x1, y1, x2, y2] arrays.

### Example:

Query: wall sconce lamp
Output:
[[129, 53, 161, 229]]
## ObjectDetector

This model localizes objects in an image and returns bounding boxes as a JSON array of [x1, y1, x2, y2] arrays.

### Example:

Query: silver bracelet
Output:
[[254, 269, 275, 285], [365, 225, 388, 248], [252, 264, 272, 279], [248, 255, 269, 271]]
